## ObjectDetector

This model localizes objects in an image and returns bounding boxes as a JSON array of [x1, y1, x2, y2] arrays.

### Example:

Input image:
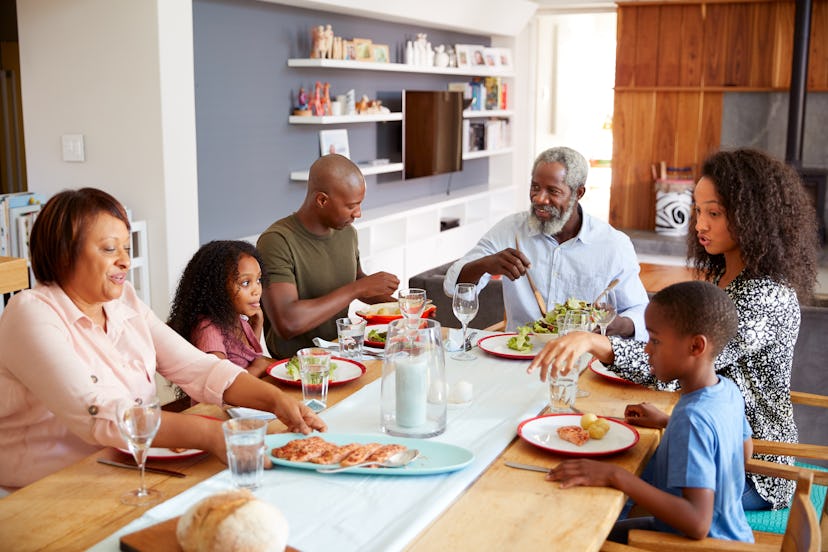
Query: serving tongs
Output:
[[591, 278, 619, 306], [514, 235, 547, 317]]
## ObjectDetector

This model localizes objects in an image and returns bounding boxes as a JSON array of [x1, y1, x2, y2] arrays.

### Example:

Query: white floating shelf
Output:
[[463, 147, 514, 160], [463, 109, 513, 119], [288, 113, 403, 124], [287, 58, 515, 78], [290, 162, 404, 181]]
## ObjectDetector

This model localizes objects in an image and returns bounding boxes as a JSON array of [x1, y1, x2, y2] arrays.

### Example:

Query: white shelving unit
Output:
[[287, 58, 514, 78], [354, 184, 517, 285], [128, 220, 150, 305], [286, 57, 519, 281], [463, 147, 514, 160], [289, 162, 404, 182], [464, 109, 513, 119], [288, 113, 402, 124]]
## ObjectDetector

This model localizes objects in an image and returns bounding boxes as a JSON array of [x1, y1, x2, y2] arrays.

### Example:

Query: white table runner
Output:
[[91, 335, 548, 552]]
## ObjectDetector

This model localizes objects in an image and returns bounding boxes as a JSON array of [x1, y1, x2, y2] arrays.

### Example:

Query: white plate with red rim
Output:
[[116, 447, 206, 460], [589, 358, 638, 386], [364, 323, 389, 348], [517, 414, 640, 457], [477, 333, 537, 360], [266, 357, 366, 387]]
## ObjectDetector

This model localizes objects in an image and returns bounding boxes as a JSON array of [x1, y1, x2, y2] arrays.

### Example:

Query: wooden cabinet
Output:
[[611, 0, 828, 230]]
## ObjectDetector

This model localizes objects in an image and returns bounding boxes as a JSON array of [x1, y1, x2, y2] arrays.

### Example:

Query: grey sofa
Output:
[[409, 261, 504, 330], [409, 263, 828, 465]]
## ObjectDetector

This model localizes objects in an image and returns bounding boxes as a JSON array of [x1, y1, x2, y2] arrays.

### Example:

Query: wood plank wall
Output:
[[610, 0, 828, 230]]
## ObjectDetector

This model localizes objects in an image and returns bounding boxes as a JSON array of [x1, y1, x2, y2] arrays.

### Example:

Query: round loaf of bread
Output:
[[176, 489, 289, 552]]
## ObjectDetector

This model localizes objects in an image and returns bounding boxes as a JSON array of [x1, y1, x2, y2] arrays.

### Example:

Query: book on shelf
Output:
[[0, 192, 44, 258], [484, 77, 501, 111]]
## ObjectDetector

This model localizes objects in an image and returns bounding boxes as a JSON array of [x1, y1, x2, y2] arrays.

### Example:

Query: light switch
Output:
[[62, 134, 85, 162]]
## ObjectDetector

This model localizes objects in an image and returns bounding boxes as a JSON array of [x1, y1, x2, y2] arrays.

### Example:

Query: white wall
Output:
[[16, 0, 199, 318], [15, 0, 533, 320]]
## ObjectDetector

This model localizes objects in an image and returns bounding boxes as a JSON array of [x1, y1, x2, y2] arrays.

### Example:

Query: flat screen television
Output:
[[403, 90, 464, 179]]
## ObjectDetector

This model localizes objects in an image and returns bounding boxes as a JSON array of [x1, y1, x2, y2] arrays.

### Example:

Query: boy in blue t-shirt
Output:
[[548, 281, 754, 543]]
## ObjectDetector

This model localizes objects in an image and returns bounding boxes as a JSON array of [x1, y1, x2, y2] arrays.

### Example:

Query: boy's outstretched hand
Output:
[[546, 458, 621, 488], [624, 402, 669, 429]]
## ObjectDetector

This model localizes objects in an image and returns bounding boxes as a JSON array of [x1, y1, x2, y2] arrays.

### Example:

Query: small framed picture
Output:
[[455, 44, 472, 69], [319, 129, 350, 158], [470, 46, 487, 68], [353, 38, 373, 61], [372, 44, 390, 64], [496, 48, 513, 69], [483, 47, 500, 68], [342, 40, 356, 61]]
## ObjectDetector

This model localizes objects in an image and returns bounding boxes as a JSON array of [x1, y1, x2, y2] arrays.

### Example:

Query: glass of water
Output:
[[336, 317, 366, 359], [451, 283, 479, 361], [398, 288, 427, 322], [222, 417, 267, 489]]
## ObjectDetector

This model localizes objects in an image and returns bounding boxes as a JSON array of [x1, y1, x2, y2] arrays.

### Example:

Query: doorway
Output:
[[0, 0, 26, 194], [533, 11, 616, 222]]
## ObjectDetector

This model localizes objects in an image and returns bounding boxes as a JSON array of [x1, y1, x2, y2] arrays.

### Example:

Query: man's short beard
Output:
[[528, 195, 578, 236]]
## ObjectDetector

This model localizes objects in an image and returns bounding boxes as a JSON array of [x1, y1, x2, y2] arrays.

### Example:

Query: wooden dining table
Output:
[[0, 348, 678, 552]]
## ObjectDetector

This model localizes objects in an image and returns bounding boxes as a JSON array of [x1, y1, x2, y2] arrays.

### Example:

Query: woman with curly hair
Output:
[[529, 148, 819, 512], [169, 240, 276, 377]]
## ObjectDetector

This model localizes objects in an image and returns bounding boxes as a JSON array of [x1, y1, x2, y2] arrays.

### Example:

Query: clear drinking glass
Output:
[[296, 347, 332, 413], [592, 289, 618, 337], [116, 397, 163, 506], [398, 288, 427, 322], [451, 283, 479, 361], [561, 310, 593, 399]]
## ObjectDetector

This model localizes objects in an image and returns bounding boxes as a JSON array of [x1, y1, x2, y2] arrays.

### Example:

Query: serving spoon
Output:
[[316, 448, 420, 473]]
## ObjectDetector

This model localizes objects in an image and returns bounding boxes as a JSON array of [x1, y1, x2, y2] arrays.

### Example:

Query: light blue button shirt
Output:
[[444, 210, 649, 340]]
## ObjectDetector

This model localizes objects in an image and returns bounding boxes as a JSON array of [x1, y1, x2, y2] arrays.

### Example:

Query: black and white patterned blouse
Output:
[[608, 274, 798, 509]]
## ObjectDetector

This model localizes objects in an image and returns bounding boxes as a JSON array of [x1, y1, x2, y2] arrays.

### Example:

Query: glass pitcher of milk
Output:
[[380, 318, 447, 438]]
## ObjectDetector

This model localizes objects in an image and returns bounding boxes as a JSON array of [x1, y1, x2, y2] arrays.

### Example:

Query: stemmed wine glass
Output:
[[398, 288, 427, 325], [116, 397, 162, 506], [592, 289, 618, 337], [452, 283, 479, 361]]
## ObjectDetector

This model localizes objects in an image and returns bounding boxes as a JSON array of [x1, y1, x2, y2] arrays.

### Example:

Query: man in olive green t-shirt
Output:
[[257, 154, 399, 358]]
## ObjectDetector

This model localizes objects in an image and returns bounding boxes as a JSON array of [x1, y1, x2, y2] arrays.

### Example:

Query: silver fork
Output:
[[464, 331, 478, 351]]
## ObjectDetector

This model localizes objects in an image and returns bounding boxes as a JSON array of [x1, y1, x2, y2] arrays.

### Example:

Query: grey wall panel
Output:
[[194, 0, 492, 243]]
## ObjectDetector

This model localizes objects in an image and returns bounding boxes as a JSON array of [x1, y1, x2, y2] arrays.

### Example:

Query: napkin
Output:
[[311, 337, 384, 358], [226, 406, 277, 420]]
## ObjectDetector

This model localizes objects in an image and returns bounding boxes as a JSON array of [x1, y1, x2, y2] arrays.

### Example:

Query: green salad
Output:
[[506, 326, 533, 352], [516, 297, 591, 336], [367, 328, 387, 343], [284, 356, 337, 382]]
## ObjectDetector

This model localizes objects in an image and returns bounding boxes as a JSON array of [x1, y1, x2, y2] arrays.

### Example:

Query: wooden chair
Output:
[[624, 469, 821, 552]]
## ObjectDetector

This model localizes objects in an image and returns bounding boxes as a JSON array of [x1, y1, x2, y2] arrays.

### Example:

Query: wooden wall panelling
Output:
[[634, 6, 661, 87], [610, 91, 657, 230], [771, 1, 795, 88], [610, 92, 636, 228], [680, 4, 705, 87], [808, 0, 828, 89], [699, 92, 723, 163], [675, 92, 703, 177], [703, 3, 730, 86], [748, 1, 776, 88], [724, 3, 752, 86], [652, 92, 680, 166], [616, 6, 638, 87], [657, 5, 684, 86]]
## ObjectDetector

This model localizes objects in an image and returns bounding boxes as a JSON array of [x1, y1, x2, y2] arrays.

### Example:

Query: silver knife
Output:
[[504, 460, 552, 473], [97, 458, 186, 478]]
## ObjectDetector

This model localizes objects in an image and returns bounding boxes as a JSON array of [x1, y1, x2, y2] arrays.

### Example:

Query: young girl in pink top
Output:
[[169, 240, 276, 378]]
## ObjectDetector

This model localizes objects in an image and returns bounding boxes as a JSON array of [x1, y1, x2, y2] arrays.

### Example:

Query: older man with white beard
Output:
[[444, 147, 648, 339]]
